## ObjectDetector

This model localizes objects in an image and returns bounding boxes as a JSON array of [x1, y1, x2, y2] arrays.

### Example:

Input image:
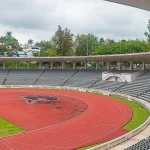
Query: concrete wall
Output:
[[102, 71, 145, 82]]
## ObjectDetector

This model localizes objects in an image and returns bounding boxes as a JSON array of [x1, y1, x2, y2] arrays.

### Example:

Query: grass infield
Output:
[[0, 118, 24, 137]]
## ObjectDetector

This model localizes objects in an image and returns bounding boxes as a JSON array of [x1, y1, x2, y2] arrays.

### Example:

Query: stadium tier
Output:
[[36, 69, 77, 86], [0, 69, 150, 98], [0, 69, 150, 94], [124, 136, 150, 150], [4, 69, 43, 85], [116, 72, 150, 98]]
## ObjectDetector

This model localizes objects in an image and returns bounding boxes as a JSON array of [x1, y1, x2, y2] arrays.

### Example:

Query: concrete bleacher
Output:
[[124, 136, 150, 150], [92, 80, 125, 91], [36, 69, 77, 86], [1, 69, 150, 96], [64, 70, 102, 88], [116, 72, 150, 97], [5, 69, 43, 85], [139, 91, 150, 102], [0, 69, 8, 84]]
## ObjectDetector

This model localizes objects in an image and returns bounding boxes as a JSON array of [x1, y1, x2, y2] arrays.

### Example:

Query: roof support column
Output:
[[15, 62, 18, 69], [96, 61, 99, 70], [3, 62, 6, 69], [39, 62, 42, 69], [50, 62, 53, 69], [107, 61, 110, 70], [148, 62, 150, 70], [135, 63, 137, 70], [27, 62, 30, 69], [142, 61, 146, 71], [45, 63, 48, 69], [62, 62, 65, 69], [73, 62, 76, 70], [84, 62, 87, 70], [118, 60, 121, 71], [104, 61, 106, 69], [130, 60, 133, 71]]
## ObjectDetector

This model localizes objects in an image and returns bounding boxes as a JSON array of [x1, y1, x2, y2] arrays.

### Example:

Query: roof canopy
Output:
[[105, 0, 150, 11]]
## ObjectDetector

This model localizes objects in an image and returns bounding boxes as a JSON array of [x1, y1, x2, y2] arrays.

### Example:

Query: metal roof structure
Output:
[[105, 0, 150, 11], [1, 52, 150, 62]]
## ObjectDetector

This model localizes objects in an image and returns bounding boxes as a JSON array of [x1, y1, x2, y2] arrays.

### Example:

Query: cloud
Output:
[[0, 0, 149, 43]]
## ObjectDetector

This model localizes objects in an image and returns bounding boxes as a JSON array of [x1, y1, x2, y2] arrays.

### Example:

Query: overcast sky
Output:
[[0, 0, 149, 44]]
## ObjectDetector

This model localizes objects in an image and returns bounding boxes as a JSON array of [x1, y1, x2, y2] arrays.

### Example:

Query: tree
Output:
[[0, 46, 7, 55], [52, 25, 74, 56], [5, 31, 12, 37], [40, 49, 57, 57], [92, 39, 150, 55], [28, 39, 34, 46], [105, 38, 115, 46], [0, 32, 20, 51], [35, 40, 52, 51], [144, 20, 150, 44], [74, 33, 99, 56], [99, 38, 105, 44]]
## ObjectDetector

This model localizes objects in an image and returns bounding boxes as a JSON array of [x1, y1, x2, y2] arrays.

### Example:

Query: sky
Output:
[[0, 0, 149, 44]]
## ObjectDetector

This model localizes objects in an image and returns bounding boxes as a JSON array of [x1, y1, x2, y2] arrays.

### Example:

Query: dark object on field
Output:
[[24, 95, 59, 104]]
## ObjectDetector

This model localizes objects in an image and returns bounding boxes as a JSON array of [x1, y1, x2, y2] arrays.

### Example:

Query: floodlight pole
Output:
[[120, 41, 121, 54], [87, 43, 89, 56]]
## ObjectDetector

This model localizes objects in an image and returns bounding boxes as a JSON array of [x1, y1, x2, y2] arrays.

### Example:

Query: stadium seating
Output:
[[36, 69, 77, 86], [124, 136, 150, 150], [5, 69, 43, 85], [139, 91, 150, 102], [64, 70, 102, 88], [0, 69, 9, 85], [116, 71, 150, 97], [92, 80, 125, 91]]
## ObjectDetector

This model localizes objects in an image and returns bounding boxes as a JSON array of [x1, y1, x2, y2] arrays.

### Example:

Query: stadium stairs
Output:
[[2, 69, 11, 85], [33, 69, 46, 85]]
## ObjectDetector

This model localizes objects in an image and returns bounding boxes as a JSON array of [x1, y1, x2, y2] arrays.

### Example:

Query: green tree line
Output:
[[1, 20, 150, 57]]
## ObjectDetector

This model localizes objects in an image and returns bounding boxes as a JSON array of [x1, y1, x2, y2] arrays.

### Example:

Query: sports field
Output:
[[0, 89, 134, 150]]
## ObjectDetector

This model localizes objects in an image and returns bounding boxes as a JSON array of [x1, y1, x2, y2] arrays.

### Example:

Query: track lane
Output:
[[0, 89, 132, 150]]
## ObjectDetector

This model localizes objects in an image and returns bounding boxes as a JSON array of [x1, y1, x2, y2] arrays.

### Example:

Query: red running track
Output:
[[0, 89, 132, 150]]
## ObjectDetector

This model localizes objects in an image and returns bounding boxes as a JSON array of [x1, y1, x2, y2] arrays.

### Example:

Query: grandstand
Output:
[[4, 69, 43, 85], [0, 69, 150, 95], [36, 69, 77, 86], [124, 136, 150, 150], [116, 71, 150, 97]]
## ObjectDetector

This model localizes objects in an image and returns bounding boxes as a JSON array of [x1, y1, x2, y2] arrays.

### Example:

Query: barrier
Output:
[[0, 85, 149, 150]]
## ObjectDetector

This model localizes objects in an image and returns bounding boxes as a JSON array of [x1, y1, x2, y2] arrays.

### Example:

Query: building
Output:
[[0, 40, 5, 46]]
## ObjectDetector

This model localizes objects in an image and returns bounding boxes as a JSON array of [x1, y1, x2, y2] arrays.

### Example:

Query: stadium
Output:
[[0, 1, 150, 150]]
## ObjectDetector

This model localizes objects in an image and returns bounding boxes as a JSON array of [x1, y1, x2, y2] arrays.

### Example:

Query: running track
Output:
[[0, 89, 132, 150]]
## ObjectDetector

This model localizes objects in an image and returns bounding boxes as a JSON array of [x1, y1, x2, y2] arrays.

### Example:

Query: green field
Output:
[[0, 118, 24, 137], [111, 96, 150, 131]]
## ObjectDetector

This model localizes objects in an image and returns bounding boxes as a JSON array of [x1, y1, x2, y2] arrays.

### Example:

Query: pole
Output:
[[120, 41, 121, 54], [87, 43, 88, 56]]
